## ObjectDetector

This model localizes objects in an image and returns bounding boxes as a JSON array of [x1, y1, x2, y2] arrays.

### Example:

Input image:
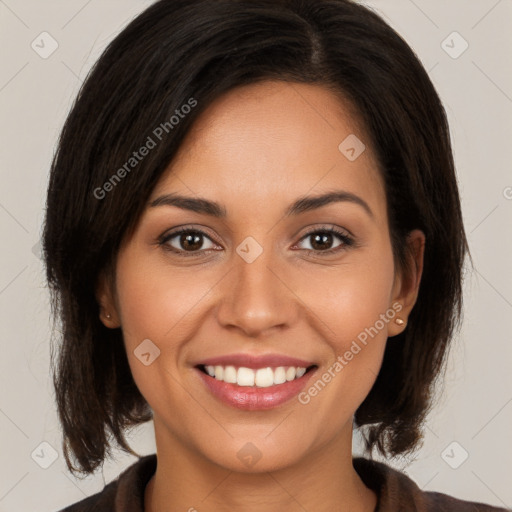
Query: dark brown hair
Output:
[[42, 0, 468, 475]]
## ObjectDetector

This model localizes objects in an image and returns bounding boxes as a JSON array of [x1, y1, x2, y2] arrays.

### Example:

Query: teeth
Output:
[[255, 367, 274, 387], [203, 365, 309, 387], [273, 366, 286, 384], [286, 367, 296, 381], [223, 365, 237, 383], [237, 367, 255, 386], [296, 367, 306, 378]]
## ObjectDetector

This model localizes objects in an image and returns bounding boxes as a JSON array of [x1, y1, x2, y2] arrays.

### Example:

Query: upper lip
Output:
[[194, 353, 317, 370]]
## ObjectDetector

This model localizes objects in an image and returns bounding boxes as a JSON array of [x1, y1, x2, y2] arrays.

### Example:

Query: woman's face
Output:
[[100, 81, 422, 472]]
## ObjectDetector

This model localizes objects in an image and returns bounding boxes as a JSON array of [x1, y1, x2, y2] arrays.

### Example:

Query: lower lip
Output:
[[195, 367, 317, 410]]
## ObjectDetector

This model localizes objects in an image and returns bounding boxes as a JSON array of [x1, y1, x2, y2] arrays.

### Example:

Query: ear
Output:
[[95, 269, 121, 328], [388, 229, 425, 337]]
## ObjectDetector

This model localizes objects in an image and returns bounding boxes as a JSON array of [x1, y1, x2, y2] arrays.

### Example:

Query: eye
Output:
[[158, 225, 355, 258], [294, 226, 354, 255], [158, 227, 219, 257]]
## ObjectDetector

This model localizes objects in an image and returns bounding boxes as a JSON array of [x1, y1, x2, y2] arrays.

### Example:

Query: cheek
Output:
[[113, 258, 211, 416], [112, 250, 214, 392], [334, 271, 394, 345], [115, 251, 213, 346], [304, 246, 396, 347], [296, 243, 396, 404]]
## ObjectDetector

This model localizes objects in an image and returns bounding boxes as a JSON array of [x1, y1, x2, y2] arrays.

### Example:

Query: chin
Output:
[[199, 435, 311, 474]]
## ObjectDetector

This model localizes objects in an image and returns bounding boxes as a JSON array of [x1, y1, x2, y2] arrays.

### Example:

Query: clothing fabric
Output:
[[58, 454, 509, 511]]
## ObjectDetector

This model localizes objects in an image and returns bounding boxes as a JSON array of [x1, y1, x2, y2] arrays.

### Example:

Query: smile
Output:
[[194, 363, 318, 410], [198, 364, 315, 387]]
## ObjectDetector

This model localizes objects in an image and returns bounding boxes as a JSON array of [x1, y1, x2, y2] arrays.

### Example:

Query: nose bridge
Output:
[[216, 236, 294, 336]]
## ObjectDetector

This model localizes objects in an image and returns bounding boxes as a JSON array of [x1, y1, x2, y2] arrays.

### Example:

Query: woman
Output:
[[42, 0, 509, 510]]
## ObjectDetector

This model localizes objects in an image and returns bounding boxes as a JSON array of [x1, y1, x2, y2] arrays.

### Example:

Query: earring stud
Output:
[[106, 313, 112, 320], [395, 317, 405, 326]]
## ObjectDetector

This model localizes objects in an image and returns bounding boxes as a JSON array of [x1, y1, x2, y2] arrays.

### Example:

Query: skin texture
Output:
[[97, 81, 425, 512]]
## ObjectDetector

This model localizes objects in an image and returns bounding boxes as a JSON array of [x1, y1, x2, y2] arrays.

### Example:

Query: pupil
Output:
[[181, 232, 202, 251], [311, 233, 332, 250]]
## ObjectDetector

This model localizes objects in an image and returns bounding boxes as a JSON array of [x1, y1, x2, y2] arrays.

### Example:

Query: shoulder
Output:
[[353, 457, 510, 512], [57, 454, 157, 512], [58, 480, 117, 512], [422, 490, 509, 512]]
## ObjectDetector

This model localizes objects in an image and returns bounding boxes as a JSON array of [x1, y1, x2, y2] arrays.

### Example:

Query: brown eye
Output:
[[308, 232, 337, 251], [177, 232, 204, 251], [160, 228, 217, 255], [296, 227, 353, 254]]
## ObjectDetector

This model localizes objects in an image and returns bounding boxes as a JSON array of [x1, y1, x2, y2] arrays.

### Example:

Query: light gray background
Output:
[[1, 1, 511, 511]]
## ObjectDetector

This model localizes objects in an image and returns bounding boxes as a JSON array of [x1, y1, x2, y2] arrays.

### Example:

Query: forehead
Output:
[[150, 81, 386, 220]]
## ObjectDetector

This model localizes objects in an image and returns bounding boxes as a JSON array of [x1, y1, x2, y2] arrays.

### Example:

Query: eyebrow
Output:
[[149, 190, 373, 219]]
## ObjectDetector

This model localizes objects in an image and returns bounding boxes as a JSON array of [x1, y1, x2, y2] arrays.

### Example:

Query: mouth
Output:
[[195, 363, 318, 388], [194, 363, 319, 410]]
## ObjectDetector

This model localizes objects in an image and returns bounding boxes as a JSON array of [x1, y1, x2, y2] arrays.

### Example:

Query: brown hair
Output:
[[42, 0, 468, 474]]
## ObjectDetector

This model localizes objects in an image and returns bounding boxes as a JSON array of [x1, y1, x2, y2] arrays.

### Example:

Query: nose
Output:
[[215, 241, 298, 338]]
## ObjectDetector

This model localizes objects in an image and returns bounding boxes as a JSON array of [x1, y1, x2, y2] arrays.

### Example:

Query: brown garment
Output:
[[59, 454, 509, 511]]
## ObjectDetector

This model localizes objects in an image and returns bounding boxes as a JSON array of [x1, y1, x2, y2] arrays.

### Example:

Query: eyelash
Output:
[[158, 225, 355, 258]]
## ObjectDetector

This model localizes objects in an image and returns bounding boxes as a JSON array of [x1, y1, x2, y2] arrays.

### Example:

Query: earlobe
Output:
[[388, 229, 425, 337], [99, 308, 119, 327], [387, 301, 407, 337]]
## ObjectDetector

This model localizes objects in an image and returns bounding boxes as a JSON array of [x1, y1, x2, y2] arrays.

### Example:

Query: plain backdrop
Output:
[[0, 1, 511, 511]]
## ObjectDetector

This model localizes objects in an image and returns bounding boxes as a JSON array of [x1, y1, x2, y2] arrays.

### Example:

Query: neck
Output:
[[145, 420, 376, 512]]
